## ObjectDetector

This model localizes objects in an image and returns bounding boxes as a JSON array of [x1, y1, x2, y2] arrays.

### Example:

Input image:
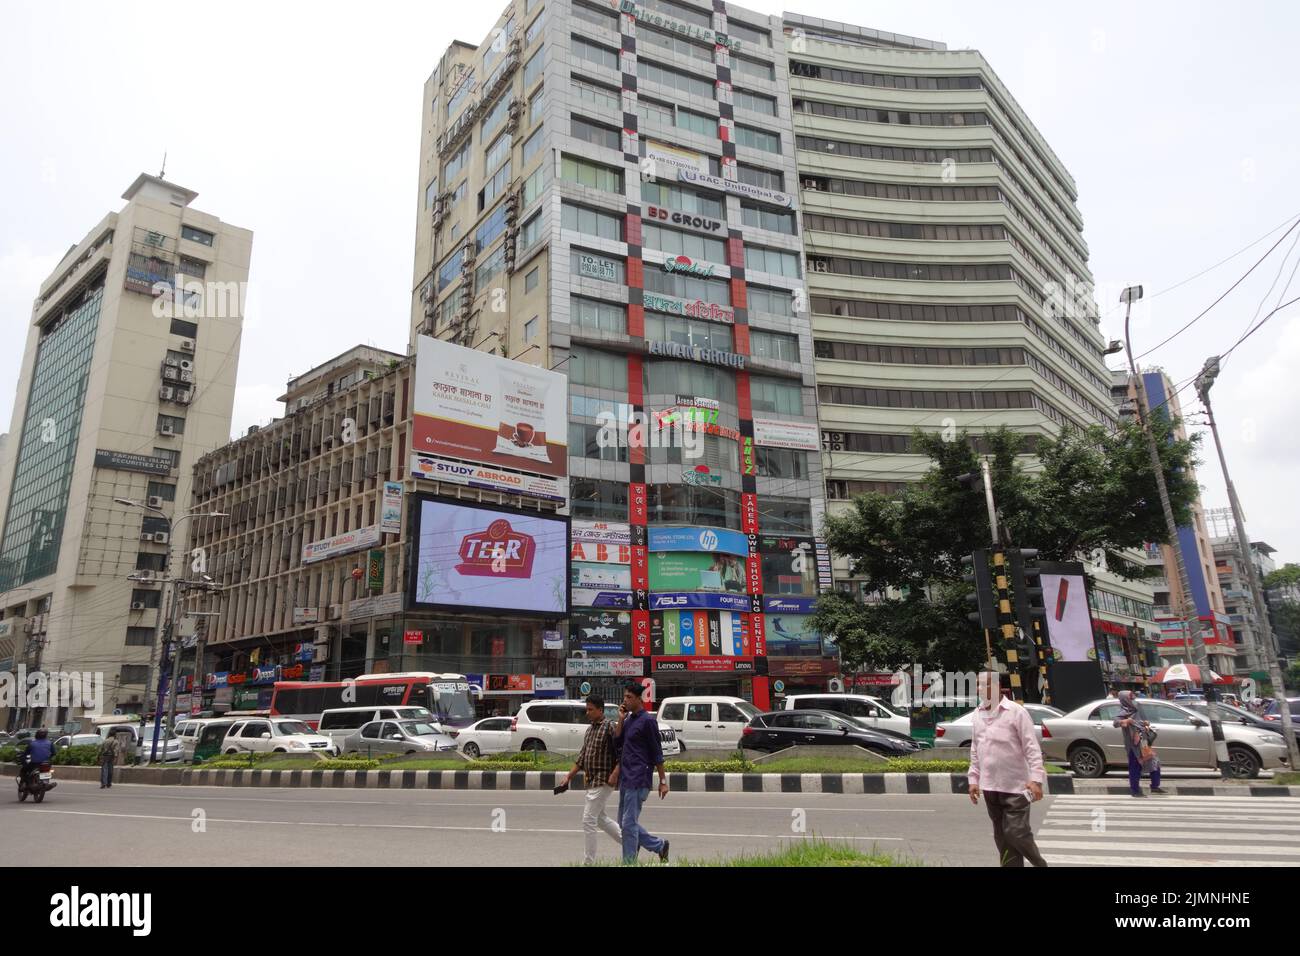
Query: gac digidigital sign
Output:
[[407, 497, 568, 617]]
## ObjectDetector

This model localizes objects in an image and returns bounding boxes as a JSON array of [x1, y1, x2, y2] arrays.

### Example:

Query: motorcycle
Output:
[[17, 761, 55, 803]]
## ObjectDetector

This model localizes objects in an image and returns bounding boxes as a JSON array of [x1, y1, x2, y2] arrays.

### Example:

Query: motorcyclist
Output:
[[20, 728, 55, 788]]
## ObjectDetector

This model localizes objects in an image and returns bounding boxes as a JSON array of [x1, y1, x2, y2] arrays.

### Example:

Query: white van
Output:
[[316, 706, 434, 748], [782, 694, 911, 737], [656, 697, 762, 751]]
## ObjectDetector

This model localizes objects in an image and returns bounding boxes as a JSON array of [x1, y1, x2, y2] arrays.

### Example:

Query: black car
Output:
[[741, 709, 922, 755], [1186, 700, 1300, 746]]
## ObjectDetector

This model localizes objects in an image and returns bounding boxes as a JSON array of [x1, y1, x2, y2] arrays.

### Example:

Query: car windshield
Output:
[[734, 702, 762, 720], [400, 722, 441, 737], [273, 721, 314, 736]]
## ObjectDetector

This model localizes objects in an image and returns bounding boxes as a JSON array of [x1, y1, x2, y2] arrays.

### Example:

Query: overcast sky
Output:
[[2, 0, 1297, 565]]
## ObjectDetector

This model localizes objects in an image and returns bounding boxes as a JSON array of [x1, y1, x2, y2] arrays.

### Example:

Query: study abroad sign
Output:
[[677, 168, 793, 208]]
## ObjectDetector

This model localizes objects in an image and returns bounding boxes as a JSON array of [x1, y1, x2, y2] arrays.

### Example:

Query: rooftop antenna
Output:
[[159, 152, 167, 179]]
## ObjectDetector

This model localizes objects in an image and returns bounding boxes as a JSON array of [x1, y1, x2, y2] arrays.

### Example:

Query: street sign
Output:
[[579, 681, 592, 696]]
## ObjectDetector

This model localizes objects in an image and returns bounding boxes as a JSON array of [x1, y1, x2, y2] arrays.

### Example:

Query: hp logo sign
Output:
[[698, 530, 718, 550]]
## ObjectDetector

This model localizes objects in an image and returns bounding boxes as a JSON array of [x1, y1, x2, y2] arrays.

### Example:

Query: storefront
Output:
[[767, 657, 840, 704]]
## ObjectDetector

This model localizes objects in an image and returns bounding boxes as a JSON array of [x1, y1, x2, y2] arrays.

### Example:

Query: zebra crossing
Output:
[[1038, 794, 1300, 866]]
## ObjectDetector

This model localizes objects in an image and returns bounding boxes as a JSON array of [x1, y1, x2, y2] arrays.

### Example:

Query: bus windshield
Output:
[[427, 681, 476, 726]]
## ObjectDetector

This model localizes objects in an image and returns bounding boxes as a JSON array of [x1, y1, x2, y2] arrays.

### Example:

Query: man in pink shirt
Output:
[[967, 671, 1048, 867]]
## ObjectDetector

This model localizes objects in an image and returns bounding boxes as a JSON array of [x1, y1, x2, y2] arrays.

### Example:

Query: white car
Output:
[[448, 716, 515, 757], [783, 694, 912, 738], [657, 697, 762, 751], [94, 722, 185, 763], [221, 717, 338, 756], [511, 700, 680, 756], [934, 703, 1064, 749]]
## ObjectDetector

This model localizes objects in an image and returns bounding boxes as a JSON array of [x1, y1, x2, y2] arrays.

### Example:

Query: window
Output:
[[485, 132, 512, 172], [643, 313, 733, 352], [478, 160, 511, 209], [181, 225, 214, 246], [647, 484, 740, 529], [642, 182, 723, 219], [560, 155, 623, 193], [135, 551, 166, 572], [169, 318, 198, 338], [571, 1, 618, 31], [640, 0, 710, 27], [686, 703, 713, 722], [523, 46, 544, 89], [569, 421, 628, 462], [745, 246, 801, 278], [636, 98, 675, 129], [726, 18, 771, 47], [571, 250, 625, 284], [120, 665, 149, 684], [676, 108, 715, 137], [442, 140, 470, 182], [736, 163, 783, 192], [561, 202, 623, 240], [483, 18, 516, 73], [755, 446, 807, 479], [518, 213, 543, 253], [735, 125, 781, 154], [760, 497, 813, 534], [571, 296, 627, 334], [437, 247, 465, 292], [481, 94, 514, 139], [571, 115, 620, 151], [642, 223, 726, 262], [525, 11, 545, 46], [569, 347, 627, 390], [750, 328, 799, 363], [177, 256, 206, 278], [637, 59, 715, 100], [643, 269, 730, 305], [447, 69, 476, 118], [522, 128, 543, 165], [130, 589, 162, 609], [524, 316, 539, 342], [733, 88, 776, 116], [803, 214, 1003, 242], [152, 447, 180, 469], [749, 376, 802, 415], [435, 289, 464, 330], [569, 477, 629, 520], [526, 0, 542, 11], [475, 203, 510, 252], [157, 414, 185, 435], [793, 99, 988, 128], [747, 286, 793, 316], [572, 35, 619, 71], [731, 54, 775, 82], [741, 203, 795, 235], [146, 481, 175, 504], [639, 25, 713, 63], [529, 93, 545, 125], [571, 76, 620, 112], [525, 267, 540, 293], [448, 179, 468, 207], [474, 244, 508, 287], [424, 180, 438, 209], [643, 360, 736, 404], [660, 703, 685, 721], [717, 704, 749, 722], [521, 161, 551, 207]]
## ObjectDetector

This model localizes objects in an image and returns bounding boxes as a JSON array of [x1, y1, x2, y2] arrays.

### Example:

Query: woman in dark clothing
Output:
[[1113, 690, 1167, 797]]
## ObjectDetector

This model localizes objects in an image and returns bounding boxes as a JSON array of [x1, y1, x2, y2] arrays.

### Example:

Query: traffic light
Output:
[[1008, 548, 1046, 636], [962, 549, 997, 629]]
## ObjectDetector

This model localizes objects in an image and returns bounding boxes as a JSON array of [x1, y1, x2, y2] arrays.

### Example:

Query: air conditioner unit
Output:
[[328, 604, 342, 620], [179, 359, 194, 372], [176, 389, 193, 404], [163, 366, 180, 382], [828, 678, 845, 693], [159, 386, 175, 401], [164, 355, 181, 368], [141, 531, 154, 542], [147, 495, 164, 509], [180, 369, 194, 383], [153, 532, 170, 544], [160, 423, 176, 436], [180, 339, 195, 352], [130, 602, 147, 611], [312, 643, 331, 663]]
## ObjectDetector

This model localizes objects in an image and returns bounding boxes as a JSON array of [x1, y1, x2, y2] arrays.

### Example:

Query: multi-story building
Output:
[[412, 0, 827, 708], [1208, 517, 1277, 679], [0, 174, 252, 728]]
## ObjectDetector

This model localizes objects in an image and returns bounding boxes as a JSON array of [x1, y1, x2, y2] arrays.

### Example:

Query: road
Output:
[[7, 779, 1300, 866]]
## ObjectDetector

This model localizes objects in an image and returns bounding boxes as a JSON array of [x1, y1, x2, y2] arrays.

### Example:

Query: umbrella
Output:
[[1153, 663, 1223, 684]]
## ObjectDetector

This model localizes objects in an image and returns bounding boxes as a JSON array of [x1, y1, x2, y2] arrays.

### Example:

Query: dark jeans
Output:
[[1127, 749, 1160, 794], [618, 786, 665, 864], [101, 759, 114, 788], [984, 791, 1047, 867]]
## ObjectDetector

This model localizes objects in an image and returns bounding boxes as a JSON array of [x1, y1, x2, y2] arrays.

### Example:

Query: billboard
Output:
[[381, 481, 403, 533], [648, 551, 745, 592], [570, 610, 633, 653], [571, 589, 634, 609], [571, 562, 632, 591], [413, 335, 567, 478], [764, 613, 822, 657], [569, 540, 631, 565], [647, 526, 749, 557], [407, 496, 567, 617], [571, 519, 631, 546], [1042, 572, 1094, 662], [751, 418, 820, 452], [302, 525, 381, 565], [652, 609, 748, 655]]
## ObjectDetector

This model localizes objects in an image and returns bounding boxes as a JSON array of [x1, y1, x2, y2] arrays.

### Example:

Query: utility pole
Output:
[[1120, 286, 1230, 775], [1195, 357, 1300, 769]]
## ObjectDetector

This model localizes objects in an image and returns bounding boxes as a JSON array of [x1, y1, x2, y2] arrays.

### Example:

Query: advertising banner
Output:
[[94, 449, 174, 476], [571, 519, 631, 546], [411, 453, 567, 502], [762, 596, 818, 615], [569, 540, 632, 565], [648, 551, 745, 592], [413, 335, 568, 478], [381, 481, 403, 532], [408, 497, 567, 616], [1042, 572, 1094, 662], [764, 613, 822, 657], [647, 526, 749, 557], [302, 525, 381, 565], [571, 589, 634, 609], [571, 562, 632, 591], [565, 657, 646, 677], [649, 592, 756, 613], [751, 418, 820, 451], [570, 610, 632, 653], [651, 656, 758, 675]]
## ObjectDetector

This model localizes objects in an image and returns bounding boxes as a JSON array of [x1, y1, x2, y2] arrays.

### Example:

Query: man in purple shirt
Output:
[[614, 683, 670, 864]]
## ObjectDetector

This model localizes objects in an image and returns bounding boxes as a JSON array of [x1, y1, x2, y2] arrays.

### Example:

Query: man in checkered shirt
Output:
[[562, 694, 622, 864]]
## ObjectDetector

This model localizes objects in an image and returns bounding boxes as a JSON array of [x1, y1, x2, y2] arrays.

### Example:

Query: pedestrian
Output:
[[560, 694, 622, 865], [1114, 690, 1166, 797], [612, 683, 669, 865], [967, 671, 1049, 868], [98, 733, 120, 789]]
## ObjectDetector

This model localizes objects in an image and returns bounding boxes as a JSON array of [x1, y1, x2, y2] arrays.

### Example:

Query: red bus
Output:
[[270, 672, 476, 730]]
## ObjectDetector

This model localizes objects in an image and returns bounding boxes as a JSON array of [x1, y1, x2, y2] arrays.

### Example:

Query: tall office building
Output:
[[1208, 524, 1276, 679], [0, 174, 252, 727], [412, 0, 827, 708]]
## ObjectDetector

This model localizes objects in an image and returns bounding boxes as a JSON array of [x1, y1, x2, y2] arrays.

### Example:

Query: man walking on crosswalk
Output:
[[968, 670, 1049, 867]]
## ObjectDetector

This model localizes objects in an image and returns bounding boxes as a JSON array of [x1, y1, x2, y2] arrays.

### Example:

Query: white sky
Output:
[[1, 0, 1297, 564]]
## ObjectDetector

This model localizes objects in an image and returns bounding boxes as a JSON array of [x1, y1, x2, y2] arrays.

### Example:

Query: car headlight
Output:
[[1257, 734, 1281, 743], [289, 740, 309, 750]]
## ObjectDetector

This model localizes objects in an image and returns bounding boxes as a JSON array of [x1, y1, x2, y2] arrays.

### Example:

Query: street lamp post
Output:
[[115, 498, 226, 762], [1120, 287, 1230, 775], [1195, 358, 1300, 769]]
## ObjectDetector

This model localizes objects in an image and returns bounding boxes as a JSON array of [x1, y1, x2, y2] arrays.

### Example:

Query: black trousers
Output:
[[984, 791, 1048, 867]]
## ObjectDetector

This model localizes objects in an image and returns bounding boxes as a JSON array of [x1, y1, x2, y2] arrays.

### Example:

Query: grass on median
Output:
[[579, 838, 919, 867]]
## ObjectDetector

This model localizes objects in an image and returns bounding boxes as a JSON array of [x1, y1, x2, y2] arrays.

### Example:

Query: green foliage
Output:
[[0, 746, 16, 764], [814, 421, 1201, 671], [1264, 563, 1300, 590], [52, 745, 102, 766]]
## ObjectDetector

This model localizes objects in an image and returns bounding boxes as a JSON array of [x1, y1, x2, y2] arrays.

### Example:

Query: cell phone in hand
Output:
[[552, 783, 569, 795]]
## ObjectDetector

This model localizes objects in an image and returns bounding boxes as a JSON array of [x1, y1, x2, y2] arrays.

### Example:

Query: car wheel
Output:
[[1068, 743, 1106, 778], [521, 739, 546, 752], [960, 740, 971, 748], [224, 749, 238, 755], [676, 740, 685, 753], [463, 742, 481, 758], [405, 750, 417, 755], [1228, 745, 1261, 779], [273, 748, 287, 753]]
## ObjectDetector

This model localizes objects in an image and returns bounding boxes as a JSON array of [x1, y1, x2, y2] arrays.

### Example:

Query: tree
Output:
[[812, 418, 1200, 673], [1265, 564, 1300, 661]]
